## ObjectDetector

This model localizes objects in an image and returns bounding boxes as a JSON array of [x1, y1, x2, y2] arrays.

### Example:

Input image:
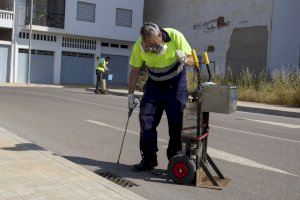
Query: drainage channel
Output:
[[94, 170, 139, 188]]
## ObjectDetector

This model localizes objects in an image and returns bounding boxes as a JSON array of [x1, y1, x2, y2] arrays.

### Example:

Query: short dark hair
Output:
[[140, 22, 161, 40], [105, 56, 110, 61]]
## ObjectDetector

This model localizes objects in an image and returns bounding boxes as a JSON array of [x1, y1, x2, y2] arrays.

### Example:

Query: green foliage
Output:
[[213, 68, 300, 107], [137, 66, 300, 107]]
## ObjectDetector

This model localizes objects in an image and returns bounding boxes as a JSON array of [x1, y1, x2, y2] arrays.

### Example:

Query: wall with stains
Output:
[[144, 0, 273, 74], [268, 0, 300, 71]]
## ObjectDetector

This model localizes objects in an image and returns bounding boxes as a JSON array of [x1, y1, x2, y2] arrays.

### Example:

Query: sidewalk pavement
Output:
[[0, 127, 146, 200]]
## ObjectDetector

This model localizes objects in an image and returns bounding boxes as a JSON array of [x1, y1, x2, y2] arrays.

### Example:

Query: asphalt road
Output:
[[0, 87, 299, 200]]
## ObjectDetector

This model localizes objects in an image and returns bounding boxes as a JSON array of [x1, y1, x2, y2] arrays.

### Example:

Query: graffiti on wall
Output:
[[193, 16, 230, 33], [239, 20, 248, 25]]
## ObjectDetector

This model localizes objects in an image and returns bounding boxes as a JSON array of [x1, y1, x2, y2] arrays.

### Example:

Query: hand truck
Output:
[[167, 50, 237, 189]]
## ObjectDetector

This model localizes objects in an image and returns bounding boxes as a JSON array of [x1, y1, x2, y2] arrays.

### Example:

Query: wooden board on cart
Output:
[[196, 168, 230, 190]]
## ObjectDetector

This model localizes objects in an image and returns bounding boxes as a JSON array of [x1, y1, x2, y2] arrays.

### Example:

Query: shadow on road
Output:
[[1, 143, 45, 151], [64, 90, 95, 95], [63, 155, 175, 185]]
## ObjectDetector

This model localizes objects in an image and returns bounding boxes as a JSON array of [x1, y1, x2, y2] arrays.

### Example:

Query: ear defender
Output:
[[140, 42, 147, 53]]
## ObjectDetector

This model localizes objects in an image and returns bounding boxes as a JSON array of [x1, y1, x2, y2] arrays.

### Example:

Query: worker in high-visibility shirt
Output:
[[95, 56, 110, 94], [128, 22, 195, 171]]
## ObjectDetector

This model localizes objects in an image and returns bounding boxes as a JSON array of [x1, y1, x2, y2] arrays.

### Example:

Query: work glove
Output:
[[128, 94, 135, 110], [104, 67, 109, 73], [176, 50, 187, 64]]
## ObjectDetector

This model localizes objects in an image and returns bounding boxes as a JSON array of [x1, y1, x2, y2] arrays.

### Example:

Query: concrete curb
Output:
[[86, 88, 144, 97], [237, 106, 300, 118], [0, 83, 64, 88], [102, 88, 300, 118]]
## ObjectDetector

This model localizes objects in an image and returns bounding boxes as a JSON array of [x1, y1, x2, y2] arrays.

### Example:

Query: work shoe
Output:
[[94, 90, 100, 94], [101, 90, 109, 95], [131, 159, 158, 172], [99, 89, 108, 95]]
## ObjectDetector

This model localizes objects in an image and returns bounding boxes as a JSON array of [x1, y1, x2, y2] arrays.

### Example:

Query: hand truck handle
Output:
[[191, 50, 212, 82], [202, 52, 212, 82]]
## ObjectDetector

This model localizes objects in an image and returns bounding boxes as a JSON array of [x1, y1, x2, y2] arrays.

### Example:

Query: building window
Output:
[[62, 51, 94, 58], [0, 29, 12, 41], [120, 44, 128, 49], [111, 43, 119, 48], [101, 42, 109, 47], [100, 42, 129, 49], [116, 8, 132, 28], [25, 0, 65, 29], [78, 53, 94, 58], [18, 49, 53, 56], [18, 32, 57, 43], [77, 1, 96, 22], [62, 36, 96, 50], [19, 49, 29, 54]]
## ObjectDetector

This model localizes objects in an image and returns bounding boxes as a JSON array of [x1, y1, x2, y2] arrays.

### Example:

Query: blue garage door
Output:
[[61, 51, 94, 85], [17, 49, 54, 84], [0, 44, 10, 83], [101, 54, 129, 84]]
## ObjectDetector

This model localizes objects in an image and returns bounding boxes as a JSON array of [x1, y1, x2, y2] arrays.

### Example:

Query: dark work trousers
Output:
[[139, 68, 188, 162], [95, 69, 104, 92]]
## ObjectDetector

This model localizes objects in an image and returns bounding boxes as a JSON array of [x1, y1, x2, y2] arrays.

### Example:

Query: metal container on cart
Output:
[[201, 85, 237, 114]]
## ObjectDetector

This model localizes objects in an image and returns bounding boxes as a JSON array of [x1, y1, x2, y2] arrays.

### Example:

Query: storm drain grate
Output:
[[94, 170, 138, 188]]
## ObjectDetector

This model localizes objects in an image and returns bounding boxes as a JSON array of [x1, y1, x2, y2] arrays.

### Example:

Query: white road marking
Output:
[[241, 118, 300, 129], [210, 125, 300, 144], [8, 90, 299, 142], [4, 89, 298, 176], [86, 120, 167, 143], [237, 111, 281, 116], [6, 89, 166, 118], [207, 148, 297, 176], [9, 90, 129, 112], [43, 94, 129, 111], [86, 119, 298, 177]]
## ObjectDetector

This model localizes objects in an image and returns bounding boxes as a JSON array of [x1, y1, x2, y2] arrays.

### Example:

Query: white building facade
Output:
[[0, 0, 144, 85], [144, 0, 300, 76]]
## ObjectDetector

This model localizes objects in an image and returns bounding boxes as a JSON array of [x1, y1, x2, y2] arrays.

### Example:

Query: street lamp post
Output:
[[27, 0, 33, 84]]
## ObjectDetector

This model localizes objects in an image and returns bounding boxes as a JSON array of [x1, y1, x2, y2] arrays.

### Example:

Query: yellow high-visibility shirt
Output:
[[130, 28, 192, 69], [97, 58, 107, 72]]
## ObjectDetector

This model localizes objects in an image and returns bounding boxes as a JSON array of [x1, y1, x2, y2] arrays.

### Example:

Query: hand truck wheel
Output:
[[167, 155, 196, 185]]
